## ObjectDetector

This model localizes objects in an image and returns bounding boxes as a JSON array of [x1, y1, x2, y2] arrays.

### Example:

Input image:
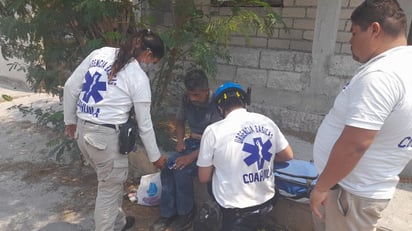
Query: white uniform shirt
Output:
[[197, 108, 289, 208], [63, 47, 161, 162], [314, 46, 412, 199]]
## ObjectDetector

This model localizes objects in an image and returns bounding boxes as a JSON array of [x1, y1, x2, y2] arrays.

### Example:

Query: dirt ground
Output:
[[0, 81, 411, 231], [0, 85, 161, 231]]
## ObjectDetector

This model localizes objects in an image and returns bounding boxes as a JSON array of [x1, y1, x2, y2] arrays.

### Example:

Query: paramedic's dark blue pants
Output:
[[220, 199, 273, 231]]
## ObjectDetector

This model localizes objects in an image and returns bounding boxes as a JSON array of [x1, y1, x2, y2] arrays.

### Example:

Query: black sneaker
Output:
[[121, 216, 135, 231], [149, 215, 177, 231], [170, 210, 195, 231]]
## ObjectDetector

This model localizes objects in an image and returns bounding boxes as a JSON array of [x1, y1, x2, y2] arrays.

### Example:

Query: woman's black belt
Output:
[[85, 120, 116, 129]]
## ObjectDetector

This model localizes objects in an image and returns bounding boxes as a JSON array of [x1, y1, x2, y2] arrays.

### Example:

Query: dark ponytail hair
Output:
[[109, 29, 165, 81]]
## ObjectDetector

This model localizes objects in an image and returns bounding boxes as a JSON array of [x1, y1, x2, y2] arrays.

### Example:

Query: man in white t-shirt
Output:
[[197, 82, 293, 230], [310, 1, 412, 230]]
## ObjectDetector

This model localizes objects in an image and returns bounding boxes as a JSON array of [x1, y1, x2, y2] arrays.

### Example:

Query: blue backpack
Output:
[[274, 159, 318, 200]]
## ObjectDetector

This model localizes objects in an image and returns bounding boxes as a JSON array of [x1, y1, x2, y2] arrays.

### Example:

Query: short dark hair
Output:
[[218, 96, 245, 111], [351, 0, 407, 37], [184, 69, 209, 91]]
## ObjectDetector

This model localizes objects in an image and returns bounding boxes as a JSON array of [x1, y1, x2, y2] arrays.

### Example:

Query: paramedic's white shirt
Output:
[[313, 46, 412, 199], [63, 47, 161, 162], [198, 108, 289, 208], [64, 47, 151, 124]]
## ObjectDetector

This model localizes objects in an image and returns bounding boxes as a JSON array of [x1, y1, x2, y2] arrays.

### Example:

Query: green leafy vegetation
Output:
[[0, 0, 285, 160]]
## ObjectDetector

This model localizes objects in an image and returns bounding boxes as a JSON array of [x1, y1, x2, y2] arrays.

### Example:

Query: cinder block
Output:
[[228, 47, 260, 68], [268, 39, 291, 49], [249, 37, 268, 48], [303, 31, 314, 41], [279, 29, 304, 40], [340, 8, 353, 19], [295, 0, 317, 7], [216, 64, 236, 82], [343, 20, 352, 32], [267, 71, 304, 92], [236, 68, 268, 87], [277, 18, 293, 29], [283, 0, 295, 7], [294, 19, 316, 30], [335, 43, 343, 55], [306, 8, 317, 19], [328, 55, 359, 76], [260, 50, 295, 71], [341, 44, 352, 55], [290, 41, 312, 52], [282, 8, 306, 18], [294, 52, 312, 73], [336, 31, 351, 43], [338, 20, 347, 31]]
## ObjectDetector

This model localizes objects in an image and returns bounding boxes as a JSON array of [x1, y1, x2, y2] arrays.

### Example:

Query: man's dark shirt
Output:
[[176, 91, 221, 135]]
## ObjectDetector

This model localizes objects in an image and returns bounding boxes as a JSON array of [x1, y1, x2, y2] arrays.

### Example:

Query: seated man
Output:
[[150, 69, 221, 231]]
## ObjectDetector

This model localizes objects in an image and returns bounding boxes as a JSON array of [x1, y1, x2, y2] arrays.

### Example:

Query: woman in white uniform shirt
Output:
[[63, 29, 166, 231]]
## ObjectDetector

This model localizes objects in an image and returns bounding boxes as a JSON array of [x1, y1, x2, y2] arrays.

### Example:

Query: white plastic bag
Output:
[[136, 172, 162, 206]]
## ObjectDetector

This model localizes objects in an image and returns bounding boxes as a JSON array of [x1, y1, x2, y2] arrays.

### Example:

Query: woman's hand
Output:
[[153, 155, 167, 169]]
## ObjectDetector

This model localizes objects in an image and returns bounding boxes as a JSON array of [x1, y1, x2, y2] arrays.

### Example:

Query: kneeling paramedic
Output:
[[197, 82, 294, 230]]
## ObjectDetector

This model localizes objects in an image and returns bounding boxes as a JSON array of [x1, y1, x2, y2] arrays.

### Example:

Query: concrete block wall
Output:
[[198, 0, 362, 55], [212, 47, 319, 133], [142, 0, 412, 54], [210, 46, 359, 134], [148, 0, 412, 138], [336, 0, 363, 54], [203, 0, 317, 52], [175, 0, 362, 135]]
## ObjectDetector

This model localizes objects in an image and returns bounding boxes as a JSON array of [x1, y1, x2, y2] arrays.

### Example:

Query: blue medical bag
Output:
[[274, 159, 319, 200]]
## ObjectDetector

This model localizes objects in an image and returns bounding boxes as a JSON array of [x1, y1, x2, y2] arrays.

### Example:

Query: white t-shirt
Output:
[[313, 46, 412, 199], [63, 47, 161, 162], [197, 108, 289, 208]]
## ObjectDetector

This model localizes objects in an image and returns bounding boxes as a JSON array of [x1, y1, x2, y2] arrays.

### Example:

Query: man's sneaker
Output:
[[170, 209, 195, 231], [121, 216, 135, 231], [149, 215, 177, 231]]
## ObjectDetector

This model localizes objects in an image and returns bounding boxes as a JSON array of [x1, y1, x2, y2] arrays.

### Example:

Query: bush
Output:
[[1, 0, 285, 161]]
